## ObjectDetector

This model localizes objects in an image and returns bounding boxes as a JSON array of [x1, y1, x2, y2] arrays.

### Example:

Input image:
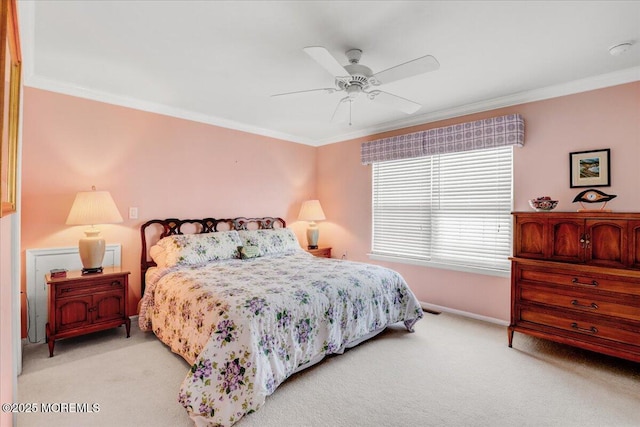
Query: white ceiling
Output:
[[19, 1, 640, 146]]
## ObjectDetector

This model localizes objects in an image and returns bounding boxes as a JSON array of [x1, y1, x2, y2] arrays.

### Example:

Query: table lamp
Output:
[[66, 186, 123, 274], [298, 199, 326, 249]]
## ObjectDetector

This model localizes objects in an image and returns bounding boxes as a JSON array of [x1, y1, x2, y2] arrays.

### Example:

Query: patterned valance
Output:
[[361, 113, 524, 165]]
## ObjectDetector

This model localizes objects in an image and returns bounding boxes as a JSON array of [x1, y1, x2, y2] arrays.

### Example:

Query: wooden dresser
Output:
[[509, 212, 640, 362], [45, 267, 131, 357]]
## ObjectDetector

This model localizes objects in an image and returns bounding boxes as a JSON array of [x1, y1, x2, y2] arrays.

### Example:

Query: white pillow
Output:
[[155, 230, 243, 267], [237, 228, 302, 256]]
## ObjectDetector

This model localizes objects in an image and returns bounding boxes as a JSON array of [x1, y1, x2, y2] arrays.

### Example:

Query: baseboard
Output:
[[420, 301, 509, 326]]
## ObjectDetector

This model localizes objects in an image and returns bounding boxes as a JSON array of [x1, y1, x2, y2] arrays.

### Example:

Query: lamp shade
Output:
[[298, 200, 326, 221], [66, 190, 124, 226], [66, 188, 123, 274]]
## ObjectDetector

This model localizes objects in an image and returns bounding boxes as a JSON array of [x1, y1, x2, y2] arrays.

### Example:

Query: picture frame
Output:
[[569, 148, 610, 188], [0, 0, 20, 217]]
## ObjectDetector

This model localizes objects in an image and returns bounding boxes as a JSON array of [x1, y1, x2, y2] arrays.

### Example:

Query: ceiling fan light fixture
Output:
[[346, 85, 362, 99]]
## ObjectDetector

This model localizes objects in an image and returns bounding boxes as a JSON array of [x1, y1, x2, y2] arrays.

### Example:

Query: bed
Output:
[[138, 217, 423, 426]]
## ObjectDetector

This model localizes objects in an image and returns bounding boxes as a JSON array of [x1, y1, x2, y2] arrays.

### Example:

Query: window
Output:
[[371, 146, 512, 274]]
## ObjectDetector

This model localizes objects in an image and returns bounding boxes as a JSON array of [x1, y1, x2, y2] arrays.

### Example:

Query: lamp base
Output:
[[306, 222, 320, 250], [81, 267, 103, 275], [78, 228, 106, 273]]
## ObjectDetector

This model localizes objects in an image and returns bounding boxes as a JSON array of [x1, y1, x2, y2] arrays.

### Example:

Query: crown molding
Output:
[[24, 75, 315, 146], [24, 67, 639, 148]]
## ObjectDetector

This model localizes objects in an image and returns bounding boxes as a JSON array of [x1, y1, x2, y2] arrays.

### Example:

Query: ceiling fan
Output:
[[272, 46, 440, 124]]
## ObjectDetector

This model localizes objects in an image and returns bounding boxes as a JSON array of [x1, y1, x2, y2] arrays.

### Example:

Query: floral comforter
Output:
[[139, 251, 423, 427]]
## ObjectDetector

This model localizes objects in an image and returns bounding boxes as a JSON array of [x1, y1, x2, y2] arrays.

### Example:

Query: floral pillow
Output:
[[237, 228, 302, 256], [155, 230, 243, 267]]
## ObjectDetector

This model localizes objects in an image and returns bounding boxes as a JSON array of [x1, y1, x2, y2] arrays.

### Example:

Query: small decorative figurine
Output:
[[572, 188, 617, 212]]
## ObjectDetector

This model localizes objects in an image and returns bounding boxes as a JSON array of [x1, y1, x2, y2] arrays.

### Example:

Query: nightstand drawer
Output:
[[56, 276, 125, 298]]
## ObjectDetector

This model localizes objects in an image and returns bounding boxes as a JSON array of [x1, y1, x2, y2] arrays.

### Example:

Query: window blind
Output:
[[372, 146, 512, 272]]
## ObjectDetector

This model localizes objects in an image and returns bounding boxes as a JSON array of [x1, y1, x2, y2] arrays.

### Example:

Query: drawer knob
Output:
[[571, 300, 598, 310], [111, 281, 121, 286], [570, 322, 598, 334], [571, 278, 598, 287]]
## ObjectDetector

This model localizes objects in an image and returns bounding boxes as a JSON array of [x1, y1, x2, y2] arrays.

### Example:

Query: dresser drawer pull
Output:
[[60, 288, 72, 293], [570, 300, 598, 310], [111, 281, 121, 286], [571, 278, 598, 287], [570, 322, 598, 334]]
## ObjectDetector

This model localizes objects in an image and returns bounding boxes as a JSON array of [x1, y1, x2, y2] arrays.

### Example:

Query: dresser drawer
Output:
[[520, 307, 640, 345], [517, 265, 640, 296], [55, 276, 125, 298], [520, 286, 640, 322]]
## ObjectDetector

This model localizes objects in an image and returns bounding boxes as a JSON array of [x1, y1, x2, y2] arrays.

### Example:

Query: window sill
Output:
[[367, 253, 511, 278]]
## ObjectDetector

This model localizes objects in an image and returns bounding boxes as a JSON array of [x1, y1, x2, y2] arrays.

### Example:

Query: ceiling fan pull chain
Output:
[[349, 100, 352, 126]]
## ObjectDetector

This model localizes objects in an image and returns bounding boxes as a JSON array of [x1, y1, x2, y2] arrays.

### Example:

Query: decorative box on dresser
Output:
[[509, 212, 640, 362], [45, 267, 131, 357]]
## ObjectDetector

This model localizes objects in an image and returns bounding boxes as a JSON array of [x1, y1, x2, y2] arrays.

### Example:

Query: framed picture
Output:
[[0, 0, 20, 217], [569, 148, 610, 188]]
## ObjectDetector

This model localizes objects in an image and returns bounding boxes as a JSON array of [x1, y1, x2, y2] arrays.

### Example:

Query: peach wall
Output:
[[318, 82, 640, 322], [20, 88, 317, 335]]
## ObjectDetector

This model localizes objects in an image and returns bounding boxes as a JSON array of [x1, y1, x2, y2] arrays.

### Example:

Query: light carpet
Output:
[[17, 312, 640, 427]]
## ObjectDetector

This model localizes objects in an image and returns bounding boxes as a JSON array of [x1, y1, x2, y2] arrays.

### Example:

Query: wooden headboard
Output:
[[140, 216, 286, 294]]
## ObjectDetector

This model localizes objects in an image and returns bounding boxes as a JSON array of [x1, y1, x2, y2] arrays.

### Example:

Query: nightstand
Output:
[[306, 247, 332, 258], [45, 267, 130, 357]]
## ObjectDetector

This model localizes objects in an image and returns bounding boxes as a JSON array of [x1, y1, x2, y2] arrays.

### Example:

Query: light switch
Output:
[[129, 207, 138, 219]]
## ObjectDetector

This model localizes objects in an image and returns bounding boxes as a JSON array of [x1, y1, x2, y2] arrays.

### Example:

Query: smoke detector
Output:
[[608, 42, 634, 56]]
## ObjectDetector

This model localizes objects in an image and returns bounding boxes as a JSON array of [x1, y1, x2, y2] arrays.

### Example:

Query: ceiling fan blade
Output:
[[271, 88, 336, 98], [373, 55, 439, 85], [303, 46, 349, 77], [368, 90, 421, 114]]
